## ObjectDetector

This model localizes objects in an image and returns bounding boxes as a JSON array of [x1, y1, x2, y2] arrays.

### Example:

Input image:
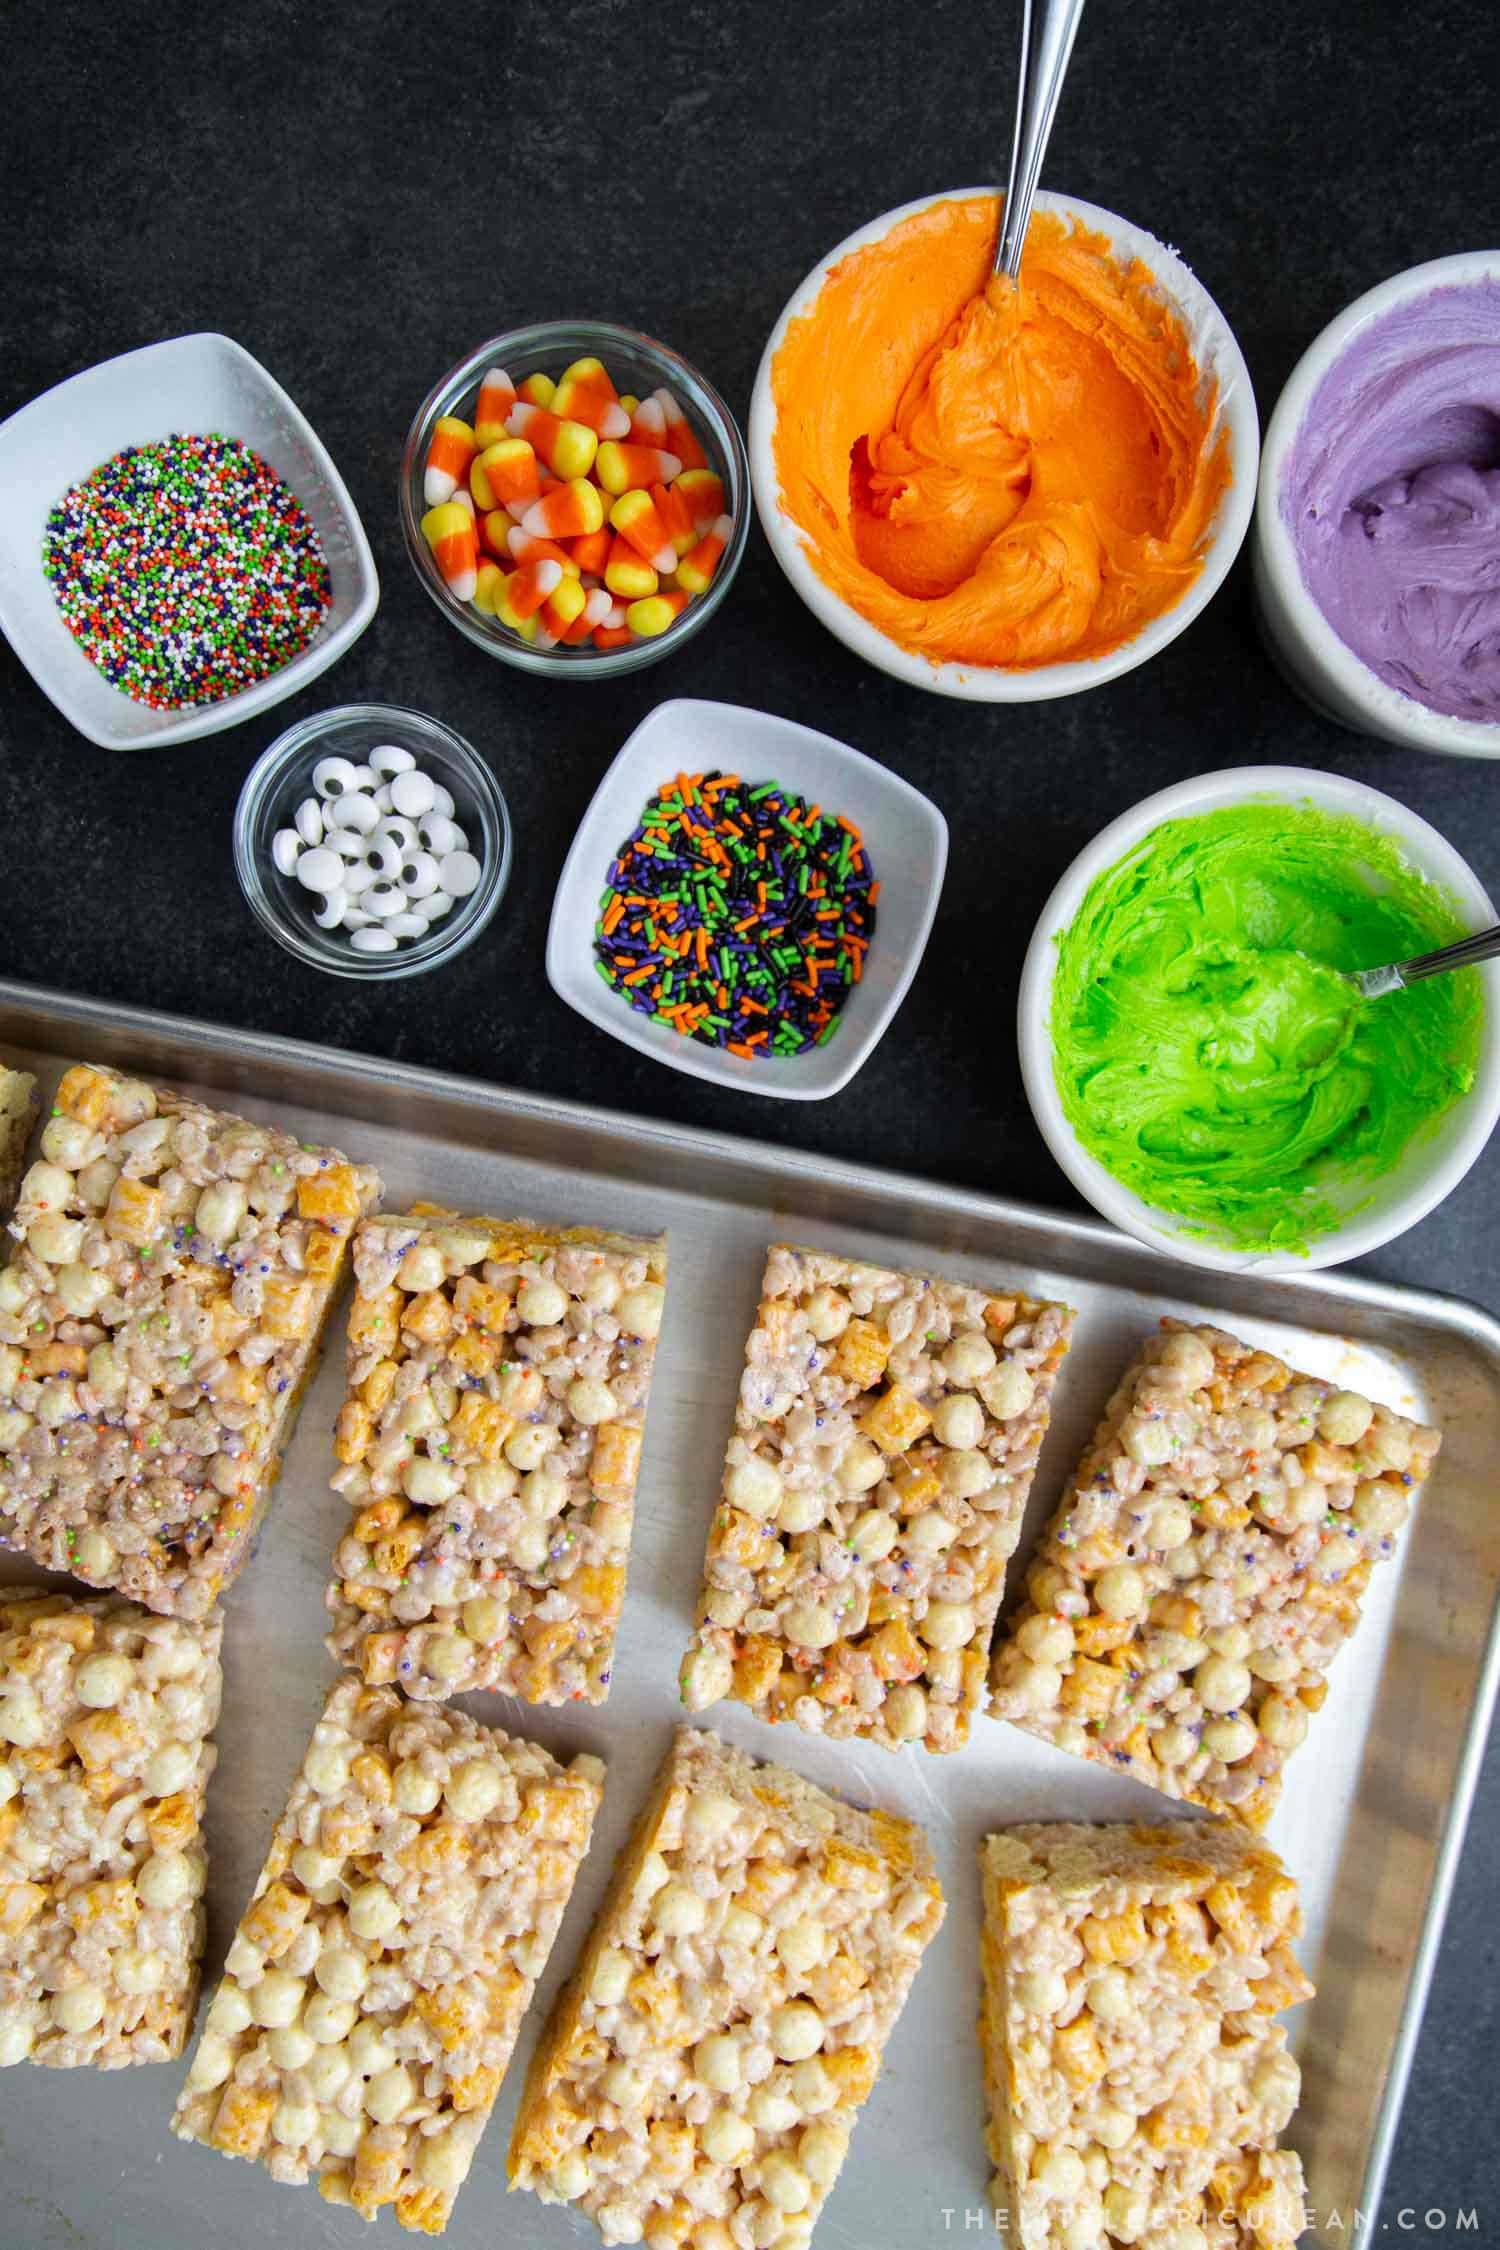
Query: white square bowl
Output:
[[0, 333, 379, 749], [546, 698, 948, 1099]]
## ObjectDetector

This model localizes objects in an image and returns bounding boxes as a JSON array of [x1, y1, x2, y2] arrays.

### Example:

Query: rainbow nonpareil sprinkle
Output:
[[594, 770, 878, 1058], [42, 433, 332, 709]]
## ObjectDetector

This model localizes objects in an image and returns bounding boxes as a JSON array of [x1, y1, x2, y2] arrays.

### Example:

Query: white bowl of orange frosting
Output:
[[749, 187, 1258, 701]]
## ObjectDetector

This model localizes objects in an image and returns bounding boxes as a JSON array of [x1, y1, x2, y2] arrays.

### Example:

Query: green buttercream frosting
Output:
[[1050, 802, 1484, 1253]]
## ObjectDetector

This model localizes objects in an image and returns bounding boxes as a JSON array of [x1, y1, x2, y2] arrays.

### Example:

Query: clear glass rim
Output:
[[398, 320, 750, 679], [231, 701, 513, 981]]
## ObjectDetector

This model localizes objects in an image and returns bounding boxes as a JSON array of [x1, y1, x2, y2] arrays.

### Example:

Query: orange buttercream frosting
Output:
[[770, 196, 1231, 670]]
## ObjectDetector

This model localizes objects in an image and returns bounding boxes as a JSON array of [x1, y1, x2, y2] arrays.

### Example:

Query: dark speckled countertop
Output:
[[1, 0, 1497, 2235]]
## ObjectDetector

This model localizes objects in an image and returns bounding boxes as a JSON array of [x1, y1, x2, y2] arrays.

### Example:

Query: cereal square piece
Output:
[[509, 1725, 944, 2245], [0, 1069, 37, 1219], [325, 1210, 666, 1704], [0, 1063, 380, 1618], [0, 1588, 221, 2069], [989, 1320, 1441, 1827], [171, 1674, 604, 2234], [980, 1821, 1311, 2250], [679, 1244, 1075, 1753]]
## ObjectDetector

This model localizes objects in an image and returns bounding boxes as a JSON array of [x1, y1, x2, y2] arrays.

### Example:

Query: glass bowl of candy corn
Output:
[[400, 321, 749, 674]]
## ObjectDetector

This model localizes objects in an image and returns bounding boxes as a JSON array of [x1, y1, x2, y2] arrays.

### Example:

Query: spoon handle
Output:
[[995, 0, 1088, 281], [1355, 923, 1500, 999]]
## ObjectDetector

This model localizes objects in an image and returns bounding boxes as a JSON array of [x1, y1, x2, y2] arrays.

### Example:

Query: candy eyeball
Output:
[[312, 756, 358, 798], [390, 769, 436, 819], [273, 745, 481, 962], [370, 744, 416, 778], [440, 850, 480, 897]]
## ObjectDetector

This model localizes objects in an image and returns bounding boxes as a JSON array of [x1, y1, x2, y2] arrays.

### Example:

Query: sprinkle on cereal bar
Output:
[[679, 1244, 1074, 1753], [979, 1820, 1312, 2250], [0, 1068, 37, 1220], [0, 1062, 381, 1619], [989, 1320, 1441, 1826], [0, 1587, 221, 2069], [509, 1725, 945, 2248], [171, 1674, 604, 2235], [324, 1209, 666, 1704]]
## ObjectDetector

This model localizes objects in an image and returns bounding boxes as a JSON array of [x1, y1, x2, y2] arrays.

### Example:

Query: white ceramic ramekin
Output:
[[1253, 251, 1500, 759], [749, 187, 1258, 702], [546, 699, 947, 1100], [0, 334, 377, 750], [1018, 765, 1500, 1275]]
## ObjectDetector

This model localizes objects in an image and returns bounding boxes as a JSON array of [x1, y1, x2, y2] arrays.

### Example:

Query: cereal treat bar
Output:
[[679, 1244, 1074, 1753], [989, 1320, 1440, 1826], [979, 1821, 1312, 2250], [0, 1587, 221, 2069], [325, 1209, 666, 1704], [0, 1068, 37, 1219], [0, 1062, 380, 1619], [510, 1725, 945, 2250], [172, 1674, 604, 2235]]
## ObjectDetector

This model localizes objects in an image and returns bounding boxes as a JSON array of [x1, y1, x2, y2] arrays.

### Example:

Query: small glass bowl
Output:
[[399, 320, 750, 678], [233, 703, 512, 980]]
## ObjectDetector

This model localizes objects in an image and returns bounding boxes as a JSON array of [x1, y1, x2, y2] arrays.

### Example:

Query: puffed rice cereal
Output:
[[509, 1724, 945, 2248], [680, 1244, 1074, 1752], [324, 1209, 666, 1703], [0, 1068, 37, 1219], [0, 1062, 381, 1618], [980, 1820, 1312, 2250], [0, 1587, 221, 2069], [989, 1320, 1441, 1826], [171, 1673, 604, 2235]]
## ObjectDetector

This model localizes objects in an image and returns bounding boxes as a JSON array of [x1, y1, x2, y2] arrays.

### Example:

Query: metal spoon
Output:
[[1344, 924, 1500, 1001], [994, 0, 1088, 281]]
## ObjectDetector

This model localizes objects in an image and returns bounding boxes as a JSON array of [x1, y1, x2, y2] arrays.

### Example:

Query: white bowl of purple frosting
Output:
[[1253, 251, 1500, 758]]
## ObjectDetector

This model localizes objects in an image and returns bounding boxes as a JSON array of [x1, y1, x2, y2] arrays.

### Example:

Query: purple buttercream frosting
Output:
[[1283, 277, 1500, 723]]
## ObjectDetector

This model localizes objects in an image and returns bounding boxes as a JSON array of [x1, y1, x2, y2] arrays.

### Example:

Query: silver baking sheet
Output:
[[1, 977, 1496, 2250]]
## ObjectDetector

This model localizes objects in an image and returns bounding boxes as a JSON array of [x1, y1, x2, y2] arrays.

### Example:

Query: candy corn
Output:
[[675, 468, 726, 526], [415, 351, 732, 652], [602, 526, 661, 598], [609, 488, 677, 574], [568, 525, 613, 575], [625, 590, 692, 638], [676, 513, 732, 595], [494, 576, 539, 641], [420, 501, 479, 603], [553, 357, 631, 438], [652, 388, 708, 472], [520, 477, 606, 540], [423, 416, 476, 506], [652, 479, 696, 555], [594, 441, 683, 496], [507, 527, 581, 577], [540, 574, 589, 639], [507, 404, 598, 481], [473, 559, 508, 616], [506, 556, 564, 620], [472, 438, 540, 513], [627, 396, 667, 447], [474, 367, 517, 447], [480, 507, 518, 559], [603, 535, 658, 601]]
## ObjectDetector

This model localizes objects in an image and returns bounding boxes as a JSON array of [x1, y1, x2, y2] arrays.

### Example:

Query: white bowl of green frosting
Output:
[[1020, 765, 1500, 1273]]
